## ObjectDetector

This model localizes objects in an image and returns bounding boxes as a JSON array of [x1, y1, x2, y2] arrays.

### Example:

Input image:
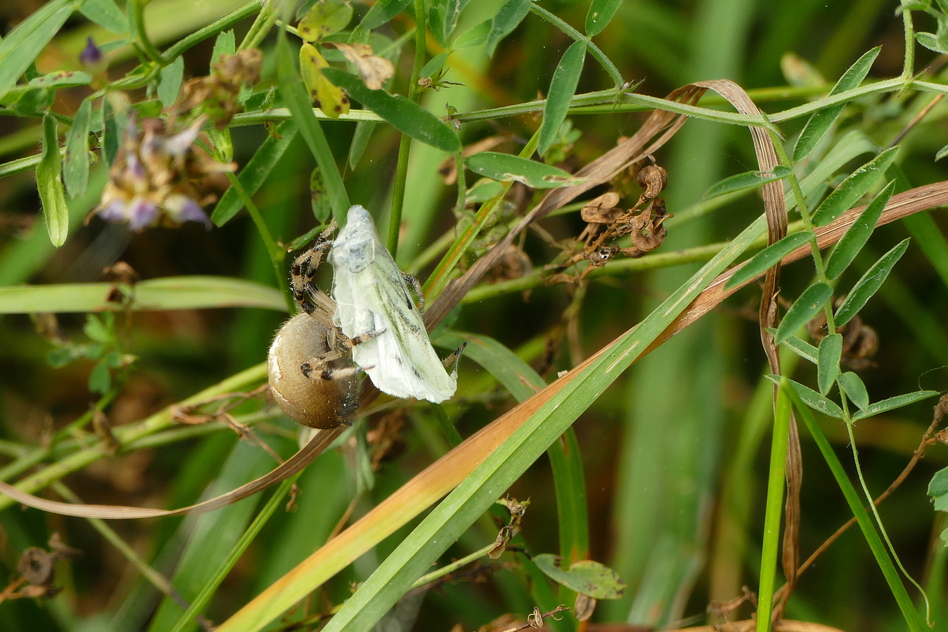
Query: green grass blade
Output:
[[834, 239, 909, 327], [793, 46, 880, 162], [726, 231, 811, 289], [811, 146, 898, 227], [323, 68, 461, 153], [774, 282, 832, 344], [824, 180, 894, 279], [539, 40, 587, 157], [0, 0, 73, 102], [275, 34, 350, 221]]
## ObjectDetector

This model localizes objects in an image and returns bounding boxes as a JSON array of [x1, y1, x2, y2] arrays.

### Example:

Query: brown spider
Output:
[[268, 222, 362, 429]]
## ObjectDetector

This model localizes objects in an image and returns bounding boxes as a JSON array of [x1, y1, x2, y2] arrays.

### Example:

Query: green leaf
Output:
[[838, 371, 869, 411], [775, 283, 832, 344], [929, 468, 948, 511], [834, 239, 909, 327], [816, 333, 842, 395], [358, 0, 412, 31], [79, 0, 129, 33], [466, 152, 584, 189], [916, 32, 948, 55], [84, 314, 111, 343], [211, 30, 236, 65], [323, 68, 461, 153], [533, 554, 625, 599], [725, 231, 811, 290], [300, 44, 349, 119], [420, 52, 450, 81], [212, 121, 299, 226], [88, 361, 112, 394], [0, 0, 73, 102], [454, 19, 491, 49], [36, 112, 69, 247], [824, 180, 894, 279], [936, 143, 948, 161], [298, 0, 353, 42], [438, 0, 471, 43], [158, 56, 184, 107], [811, 146, 899, 227], [782, 334, 818, 363], [28, 71, 93, 89], [704, 165, 792, 200], [852, 390, 939, 421], [64, 98, 93, 198], [539, 40, 586, 157], [776, 377, 844, 419], [793, 47, 880, 162], [310, 167, 331, 222], [585, 0, 624, 36], [486, 0, 531, 58]]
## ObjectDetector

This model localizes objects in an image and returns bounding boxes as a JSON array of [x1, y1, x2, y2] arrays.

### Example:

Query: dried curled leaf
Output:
[[326, 42, 394, 91]]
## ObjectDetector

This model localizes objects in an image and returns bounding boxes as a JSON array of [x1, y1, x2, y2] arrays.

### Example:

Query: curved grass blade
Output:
[[793, 47, 880, 162], [725, 231, 811, 290], [539, 40, 586, 157], [486, 0, 531, 57], [37, 112, 69, 247], [64, 97, 93, 198], [466, 152, 584, 188], [811, 146, 898, 227], [816, 333, 842, 395], [824, 180, 895, 279], [704, 165, 792, 200], [774, 282, 832, 344], [323, 68, 460, 153], [0, 0, 73, 102], [212, 121, 299, 225], [834, 239, 909, 327]]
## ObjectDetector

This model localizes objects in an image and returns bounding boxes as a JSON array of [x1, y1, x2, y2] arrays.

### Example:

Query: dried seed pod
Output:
[[267, 313, 358, 429]]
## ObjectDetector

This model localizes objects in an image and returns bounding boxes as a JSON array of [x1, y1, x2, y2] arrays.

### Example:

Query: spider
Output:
[[267, 222, 362, 429]]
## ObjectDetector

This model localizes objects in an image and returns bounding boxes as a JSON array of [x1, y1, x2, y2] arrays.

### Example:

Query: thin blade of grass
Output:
[[0, 0, 73, 102]]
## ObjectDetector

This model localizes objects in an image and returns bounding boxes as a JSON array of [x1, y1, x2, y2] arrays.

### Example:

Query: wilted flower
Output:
[[177, 49, 263, 128], [89, 114, 235, 231]]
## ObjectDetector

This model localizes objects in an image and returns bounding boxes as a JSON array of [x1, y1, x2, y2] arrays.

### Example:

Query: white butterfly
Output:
[[328, 205, 457, 403]]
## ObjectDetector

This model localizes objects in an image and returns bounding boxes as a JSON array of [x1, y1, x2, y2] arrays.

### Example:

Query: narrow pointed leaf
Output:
[[704, 165, 792, 200], [782, 335, 818, 364], [323, 68, 460, 152], [29, 71, 93, 89], [834, 239, 909, 327], [212, 120, 299, 226], [36, 113, 69, 247], [824, 180, 894, 279], [726, 231, 811, 289], [0, 0, 73, 102], [64, 97, 93, 198], [467, 152, 585, 189], [358, 0, 412, 30], [793, 47, 880, 162], [852, 390, 939, 421], [454, 19, 491, 48], [485, 0, 531, 58], [816, 333, 842, 395], [585, 0, 624, 36], [838, 372, 869, 412], [811, 146, 899, 227], [773, 376, 844, 419], [539, 40, 586, 157], [775, 282, 832, 344]]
